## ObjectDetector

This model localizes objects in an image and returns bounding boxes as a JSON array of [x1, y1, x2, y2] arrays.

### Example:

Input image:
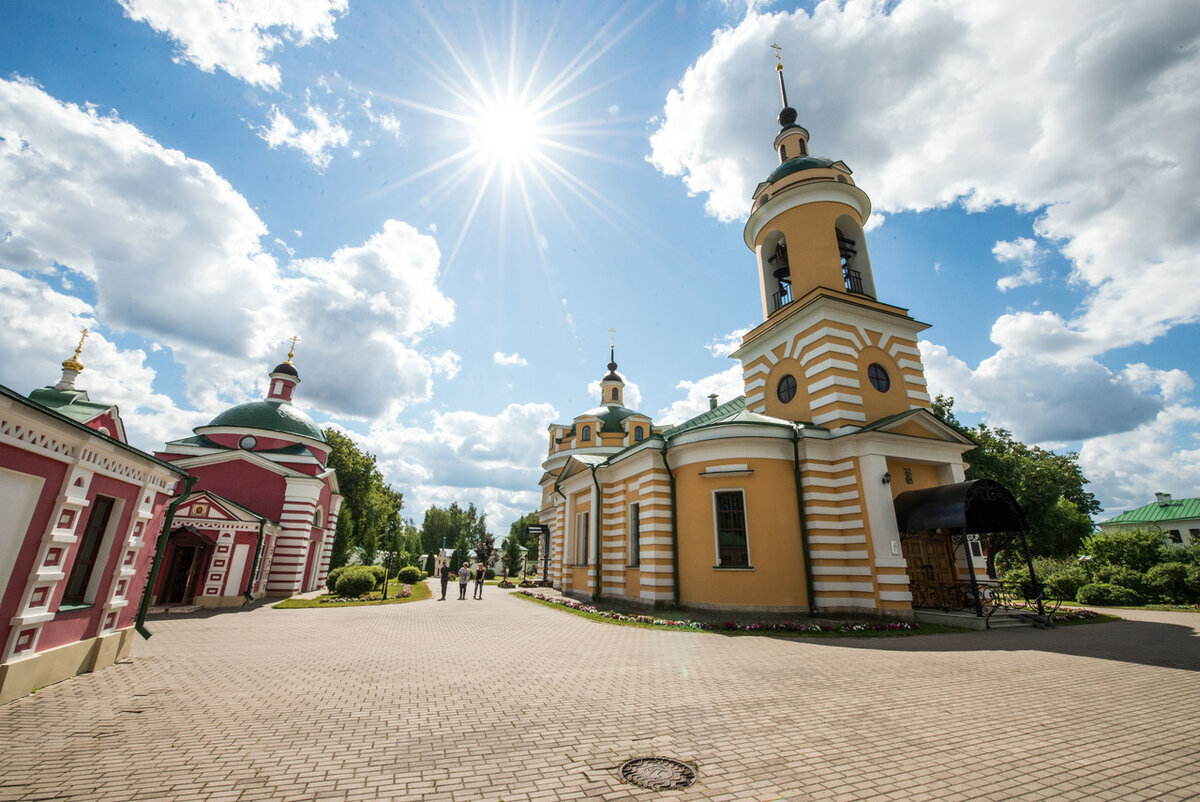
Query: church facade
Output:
[[537, 67, 986, 618], [154, 354, 341, 606]]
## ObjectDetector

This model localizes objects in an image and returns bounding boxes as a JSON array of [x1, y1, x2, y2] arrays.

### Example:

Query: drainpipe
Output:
[[135, 474, 197, 639], [589, 464, 603, 601], [659, 439, 680, 607], [791, 426, 817, 615], [242, 517, 266, 604]]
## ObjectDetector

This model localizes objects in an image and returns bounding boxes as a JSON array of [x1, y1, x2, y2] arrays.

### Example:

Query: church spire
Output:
[[267, 339, 302, 403], [769, 44, 810, 163], [600, 329, 624, 407]]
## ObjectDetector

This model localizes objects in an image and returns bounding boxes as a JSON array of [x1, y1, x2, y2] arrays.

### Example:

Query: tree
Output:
[[502, 536, 523, 578], [508, 512, 540, 550], [329, 504, 353, 571], [474, 531, 497, 569], [324, 428, 404, 567], [1081, 529, 1166, 572], [448, 532, 472, 572], [930, 396, 1100, 559]]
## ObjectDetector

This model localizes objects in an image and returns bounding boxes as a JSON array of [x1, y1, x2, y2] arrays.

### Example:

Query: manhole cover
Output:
[[618, 757, 697, 790]]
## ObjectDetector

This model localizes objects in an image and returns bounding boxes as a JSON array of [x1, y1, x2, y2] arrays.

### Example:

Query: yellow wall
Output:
[[673, 457, 809, 609], [856, 344, 910, 423]]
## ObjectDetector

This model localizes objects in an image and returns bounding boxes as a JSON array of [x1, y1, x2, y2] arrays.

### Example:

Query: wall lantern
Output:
[[882, 472, 892, 485]]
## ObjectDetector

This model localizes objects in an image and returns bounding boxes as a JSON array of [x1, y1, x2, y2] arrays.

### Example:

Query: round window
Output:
[[776, 374, 797, 403], [239, 435, 258, 450], [867, 363, 891, 393]]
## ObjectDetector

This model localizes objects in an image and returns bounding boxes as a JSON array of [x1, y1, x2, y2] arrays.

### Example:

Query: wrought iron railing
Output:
[[908, 580, 1060, 629], [771, 286, 793, 312], [843, 268, 865, 294]]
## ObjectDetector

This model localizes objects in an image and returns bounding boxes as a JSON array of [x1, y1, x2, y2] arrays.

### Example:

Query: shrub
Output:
[[485, 568, 495, 580], [334, 566, 376, 598], [364, 565, 386, 588], [1093, 564, 1147, 595], [397, 565, 422, 584], [1145, 562, 1192, 603], [1076, 583, 1143, 606], [1080, 529, 1166, 572], [1044, 566, 1088, 601], [326, 566, 349, 592], [424, 553, 436, 575], [1001, 566, 1037, 599], [1187, 564, 1200, 600]]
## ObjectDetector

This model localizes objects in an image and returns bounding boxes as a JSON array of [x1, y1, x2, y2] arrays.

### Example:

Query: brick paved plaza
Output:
[[1, 585, 1198, 801]]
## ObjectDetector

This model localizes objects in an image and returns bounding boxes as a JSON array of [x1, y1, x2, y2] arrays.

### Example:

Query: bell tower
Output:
[[730, 47, 932, 432]]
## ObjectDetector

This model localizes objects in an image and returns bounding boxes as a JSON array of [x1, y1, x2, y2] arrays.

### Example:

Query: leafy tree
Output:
[[324, 428, 404, 568], [329, 505, 353, 571], [1081, 528, 1166, 572], [419, 506, 454, 555], [930, 396, 1099, 559], [502, 536, 523, 578], [448, 532, 472, 573], [508, 512, 540, 549], [474, 531, 497, 569]]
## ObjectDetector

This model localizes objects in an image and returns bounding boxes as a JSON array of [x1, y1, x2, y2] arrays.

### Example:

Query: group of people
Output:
[[438, 560, 486, 600]]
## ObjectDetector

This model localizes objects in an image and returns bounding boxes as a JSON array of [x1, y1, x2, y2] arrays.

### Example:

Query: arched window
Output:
[[836, 215, 875, 299], [581, 425, 591, 441], [611, 387, 618, 400], [634, 426, 644, 442], [313, 508, 324, 527], [777, 375, 797, 403], [779, 144, 787, 160], [762, 231, 790, 313]]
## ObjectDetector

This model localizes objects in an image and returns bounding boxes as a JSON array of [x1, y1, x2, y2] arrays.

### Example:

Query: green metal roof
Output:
[[575, 404, 642, 434], [203, 400, 325, 442], [26, 386, 113, 424], [1101, 496, 1200, 526], [766, 155, 836, 184], [1, 383, 186, 477]]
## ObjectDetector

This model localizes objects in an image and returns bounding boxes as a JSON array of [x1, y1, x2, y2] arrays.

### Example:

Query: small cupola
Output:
[[54, 328, 89, 391], [267, 337, 302, 403], [599, 343, 624, 408]]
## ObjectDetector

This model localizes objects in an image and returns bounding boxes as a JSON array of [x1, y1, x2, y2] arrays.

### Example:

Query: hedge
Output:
[[334, 566, 376, 598], [397, 565, 423, 584]]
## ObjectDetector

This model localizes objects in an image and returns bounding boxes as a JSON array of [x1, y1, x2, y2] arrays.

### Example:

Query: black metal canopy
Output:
[[893, 478, 1026, 534]]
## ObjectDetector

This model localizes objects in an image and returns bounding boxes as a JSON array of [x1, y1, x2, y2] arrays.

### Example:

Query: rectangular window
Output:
[[1168, 529, 1183, 544], [575, 511, 590, 565], [63, 495, 115, 605], [628, 503, 641, 567], [969, 539, 984, 558], [714, 490, 749, 567]]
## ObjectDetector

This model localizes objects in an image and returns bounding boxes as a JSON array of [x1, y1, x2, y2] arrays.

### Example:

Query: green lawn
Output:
[[274, 579, 432, 608]]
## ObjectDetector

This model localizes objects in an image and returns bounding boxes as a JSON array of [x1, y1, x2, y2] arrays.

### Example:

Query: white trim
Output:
[[804, 357, 858, 379]]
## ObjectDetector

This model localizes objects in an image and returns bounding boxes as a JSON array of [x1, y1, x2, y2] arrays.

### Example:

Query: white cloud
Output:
[[705, 328, 751, 358], [0, 77, 453, 423], [364, 98, 403, 141], [363, 402, 560, 534], [493, 351, 528, 367], [993, 237, 1044, 291], [431, 351, 462, 380], [921, 340, 1164, 444], [648, 1, 1200, 359], [119, 0, 347, 89], [657, 364, 745, 426], [258, 103, 350, 169], [1080, 404, 1200, 514]]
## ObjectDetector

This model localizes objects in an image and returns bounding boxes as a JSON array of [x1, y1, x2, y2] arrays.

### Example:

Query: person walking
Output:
[[439, 561, 450, 601], [457, 561, 470, 600], [473, 562, 485, 599]]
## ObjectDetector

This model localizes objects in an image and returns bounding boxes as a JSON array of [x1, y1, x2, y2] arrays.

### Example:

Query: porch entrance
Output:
[[158, 526, 215, 605], [893, 479, 1047, 624]]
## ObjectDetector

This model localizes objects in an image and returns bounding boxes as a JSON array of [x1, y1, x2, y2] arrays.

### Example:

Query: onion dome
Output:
[[203, 400, 325, 443]]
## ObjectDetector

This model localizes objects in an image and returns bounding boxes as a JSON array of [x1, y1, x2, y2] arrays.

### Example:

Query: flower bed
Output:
[[515, 590, 922, 633], [1052, 607, 1099, 622]]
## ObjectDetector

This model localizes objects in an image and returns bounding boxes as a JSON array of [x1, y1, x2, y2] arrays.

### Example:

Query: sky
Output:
[[2, 0, 1199, 535]]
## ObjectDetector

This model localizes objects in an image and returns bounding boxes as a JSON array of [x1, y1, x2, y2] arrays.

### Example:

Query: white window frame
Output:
[[711, 488, 751, 568], [575, 510, 590, 565]]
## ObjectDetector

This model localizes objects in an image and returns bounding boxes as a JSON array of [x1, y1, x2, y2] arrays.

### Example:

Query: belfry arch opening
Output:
[[835, 215, 876, 299], [761, 230, 791, 313]]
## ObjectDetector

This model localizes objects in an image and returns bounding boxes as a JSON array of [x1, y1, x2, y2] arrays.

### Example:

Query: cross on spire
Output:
[[286, 335, 300, 363], [771, 42, 783, 71]]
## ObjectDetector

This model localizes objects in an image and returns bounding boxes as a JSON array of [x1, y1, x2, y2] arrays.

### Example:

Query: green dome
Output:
[[766, 155, 836, 184], [581, 405, 639, 433], [205, 400, 326, 442]]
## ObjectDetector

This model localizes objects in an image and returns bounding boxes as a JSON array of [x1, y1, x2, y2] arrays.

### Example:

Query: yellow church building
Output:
[[537, 61, 1028, 620]]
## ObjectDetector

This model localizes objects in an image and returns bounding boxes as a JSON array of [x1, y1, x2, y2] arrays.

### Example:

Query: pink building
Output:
[[0, 342, 187, 703], [153, 356, 341, 606]]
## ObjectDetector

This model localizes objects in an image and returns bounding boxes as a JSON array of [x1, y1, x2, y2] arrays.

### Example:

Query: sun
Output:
[[475, 98, 543, 167]]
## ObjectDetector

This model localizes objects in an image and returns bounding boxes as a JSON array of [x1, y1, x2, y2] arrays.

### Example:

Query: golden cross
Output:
[[771, 42, 783, 71], [609, 327, 615, 349], [73, 328, 89, 359], [286, 335, 300, 363]]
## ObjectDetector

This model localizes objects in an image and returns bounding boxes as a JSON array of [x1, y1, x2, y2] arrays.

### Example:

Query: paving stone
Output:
[[1, 590, 1197, 800]]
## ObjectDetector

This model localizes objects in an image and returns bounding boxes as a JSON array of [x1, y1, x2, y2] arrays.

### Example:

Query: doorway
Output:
[[161, 543, 205, 605]]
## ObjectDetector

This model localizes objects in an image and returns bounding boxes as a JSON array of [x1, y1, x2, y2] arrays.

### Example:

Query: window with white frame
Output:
[[713, 490, 749, 567], [63, 495, 116, 605], [575, 511, 589, 565], [628, 503, 641, 567]]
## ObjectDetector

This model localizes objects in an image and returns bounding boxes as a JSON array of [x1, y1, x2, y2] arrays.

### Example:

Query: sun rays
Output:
[[371, 1, 656, 272]]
